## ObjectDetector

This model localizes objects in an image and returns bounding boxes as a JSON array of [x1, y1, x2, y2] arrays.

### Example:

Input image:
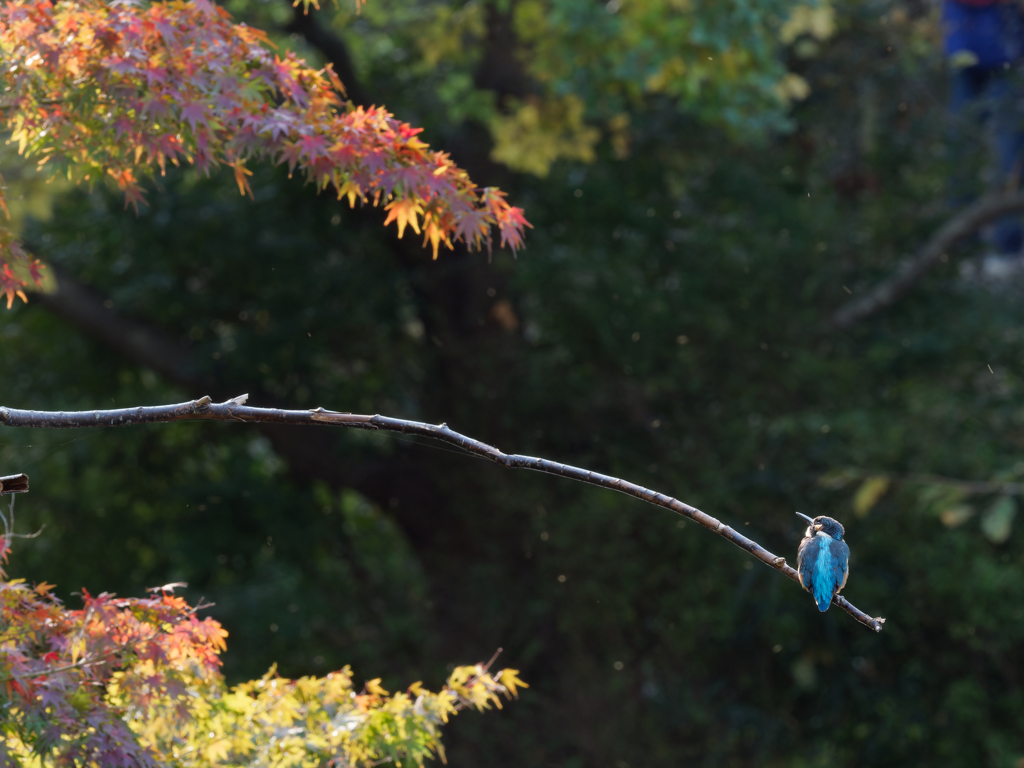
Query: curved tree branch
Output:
[[0, 395, 887, 632], [830, 193, 1024, 330]]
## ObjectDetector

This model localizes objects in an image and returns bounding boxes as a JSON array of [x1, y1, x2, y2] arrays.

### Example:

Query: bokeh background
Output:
[[2, 0, 1023, 764]]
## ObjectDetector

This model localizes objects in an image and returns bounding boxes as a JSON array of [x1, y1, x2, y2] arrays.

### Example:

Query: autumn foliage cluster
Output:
[[0, 538, 525, 765], [0, 0, 531, 759], [0, 573, 225, 764], [0, 0, 529, 307]]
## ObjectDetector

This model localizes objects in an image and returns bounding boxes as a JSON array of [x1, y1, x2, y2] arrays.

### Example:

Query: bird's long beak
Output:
[[795, 512, 814, 524]]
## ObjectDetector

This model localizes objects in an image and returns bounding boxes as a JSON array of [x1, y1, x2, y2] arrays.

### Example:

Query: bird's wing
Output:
[[831, 539, 851, 594], [796, 536, 817, 591]]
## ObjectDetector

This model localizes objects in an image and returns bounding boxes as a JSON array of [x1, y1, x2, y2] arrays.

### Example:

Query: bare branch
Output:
[[0, 396, 886, 632], [830, 193, 1024, 330]]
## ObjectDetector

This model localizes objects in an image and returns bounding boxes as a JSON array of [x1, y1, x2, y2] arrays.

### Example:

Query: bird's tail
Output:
[[813, 582, 833, 612]]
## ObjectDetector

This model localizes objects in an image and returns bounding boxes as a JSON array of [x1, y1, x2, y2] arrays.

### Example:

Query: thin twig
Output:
[[0, 396, 886, 632], [830, 192, 1024, 330], [481, 647, 503, 672]]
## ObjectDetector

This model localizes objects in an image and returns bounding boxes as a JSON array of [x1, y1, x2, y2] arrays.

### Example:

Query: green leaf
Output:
[[853, 476, 889, 517], [980, 496, 1016, 544]]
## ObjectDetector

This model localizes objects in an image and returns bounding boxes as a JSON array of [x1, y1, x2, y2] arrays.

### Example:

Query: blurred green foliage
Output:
[[1, 0, 1023, 765]]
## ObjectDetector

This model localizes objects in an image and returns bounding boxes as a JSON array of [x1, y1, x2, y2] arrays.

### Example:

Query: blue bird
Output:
[[795, 512, 850, 612]]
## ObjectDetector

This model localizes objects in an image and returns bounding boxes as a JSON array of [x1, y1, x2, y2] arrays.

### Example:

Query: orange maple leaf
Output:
[[422, 217, 452, 260], [383, 198, 424, 239]]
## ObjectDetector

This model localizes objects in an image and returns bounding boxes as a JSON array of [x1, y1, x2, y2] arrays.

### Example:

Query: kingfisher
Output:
[[795, 512, 850, 612]]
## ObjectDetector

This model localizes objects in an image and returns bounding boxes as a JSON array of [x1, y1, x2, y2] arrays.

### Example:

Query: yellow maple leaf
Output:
[[497, 669, 528, 698], [383, 198, 423, 239], [337, 179, 362, 208], [422, 219, 451, 260]]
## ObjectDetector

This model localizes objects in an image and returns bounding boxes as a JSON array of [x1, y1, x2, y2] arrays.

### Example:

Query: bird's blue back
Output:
[[797, 535, 850, 612]]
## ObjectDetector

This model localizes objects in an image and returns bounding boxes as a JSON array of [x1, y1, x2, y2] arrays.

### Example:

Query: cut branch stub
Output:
[[0, 398, 885, 631], [0, 474, 29, 495]]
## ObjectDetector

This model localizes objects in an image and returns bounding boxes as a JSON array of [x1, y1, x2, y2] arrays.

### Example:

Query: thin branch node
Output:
[[9, 523, 45, 540]]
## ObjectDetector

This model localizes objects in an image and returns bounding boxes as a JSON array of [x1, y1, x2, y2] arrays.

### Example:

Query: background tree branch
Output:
[[830, 193, 1024, 330], [32, 265, 470, 559], [284, 4, 368, 108], [0, 396, 887, 633], [37, 264, 204, 390]]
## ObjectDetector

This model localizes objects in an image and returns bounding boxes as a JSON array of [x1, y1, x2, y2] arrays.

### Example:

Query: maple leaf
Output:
[[0, 264, 27, 309], [497, 668, 529, 698], [102, 53, 139, 75], [422, 217, 452, 260], [277, 141, 303, 176], [383, 198, 423, 239], [297, 132, 329, 162], [142, 94, 172, 120], [178, 99, 208, 130], [452, 209, 492, 250], [497, 206, 532, 253], [322, 62, 346, 96], [142, 64, 168, 87], [362, 148, 390, 177], [231, 158, 253, 198], [27, 259, 45, 287], [261, 108, 296, 141]]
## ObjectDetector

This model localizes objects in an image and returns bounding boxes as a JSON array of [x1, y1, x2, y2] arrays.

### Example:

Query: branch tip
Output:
[[483, 647, 503, 671]]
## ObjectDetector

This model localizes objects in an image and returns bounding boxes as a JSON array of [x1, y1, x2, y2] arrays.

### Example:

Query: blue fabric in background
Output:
[[944, 1, 1024, 69], [945, 1, 1024, 255]]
